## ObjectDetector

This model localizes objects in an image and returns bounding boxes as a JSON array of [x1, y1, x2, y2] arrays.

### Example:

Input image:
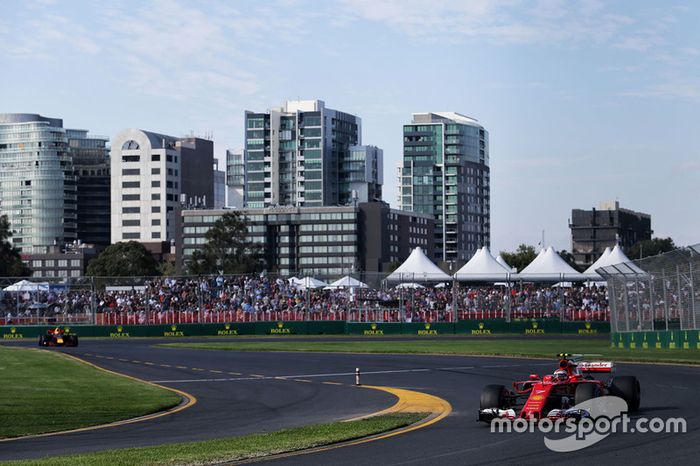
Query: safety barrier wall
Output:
[[611, 330, 700, 350], [1, 320, 609, 340]]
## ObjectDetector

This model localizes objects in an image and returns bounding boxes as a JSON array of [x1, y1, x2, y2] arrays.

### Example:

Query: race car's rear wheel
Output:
[[38, 335, 44, 346], [575, 382, 601, 406], [480, 384, 509, 409], [611, 376, 640, 411]]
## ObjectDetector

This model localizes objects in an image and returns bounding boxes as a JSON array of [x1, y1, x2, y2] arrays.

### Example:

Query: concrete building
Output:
[[225, 149, 245, 207], [27, 243, 98, 278], [214, 160, 226, 209], [570, 201, 652, 268], [244, 100, 381, 208], [399, 112, 490, 266], [344, 145, 383, 204], [177, 202, 434, 277], [110, 129, 214, 245]]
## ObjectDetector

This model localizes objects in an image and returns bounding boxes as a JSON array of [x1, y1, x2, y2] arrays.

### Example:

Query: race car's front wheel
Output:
[[575, 383, 601, 406], [480, 384, 509, 409], [611, 376, 640, 411]]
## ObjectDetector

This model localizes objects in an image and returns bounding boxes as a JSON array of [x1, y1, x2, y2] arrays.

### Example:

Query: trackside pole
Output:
[[355, 367, 361, 386]]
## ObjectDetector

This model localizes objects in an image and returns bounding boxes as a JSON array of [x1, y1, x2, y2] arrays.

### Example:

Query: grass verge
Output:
[[5, 413, 425, 466], [161, 338, 700, 364], [0, 346, 181, 438]]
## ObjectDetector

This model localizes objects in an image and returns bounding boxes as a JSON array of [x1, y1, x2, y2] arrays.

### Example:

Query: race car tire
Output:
[[480, 384, 508, 409], [38, 335, 45, 346], [610, 376, 640, 411], [69, 335, 79, 347], [575, 382, 601, 406]]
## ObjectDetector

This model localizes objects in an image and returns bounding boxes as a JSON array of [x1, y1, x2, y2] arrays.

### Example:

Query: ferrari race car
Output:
[[478, 353, 640, 422], [38, 327, 79, 347]]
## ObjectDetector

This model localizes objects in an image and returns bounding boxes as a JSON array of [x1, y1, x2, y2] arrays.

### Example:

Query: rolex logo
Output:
[[277, 322, 284, 329], [585, 322, 591, 329], [532, 322, 539, 329], [225, 323, 231, 330], [478, 322, 484, 330], [371, 323, 377, 330], [171, 325, 177, 332], [10, 327, 16, 334], [424, 323, 431, 330], [117, 325, 123, 332]]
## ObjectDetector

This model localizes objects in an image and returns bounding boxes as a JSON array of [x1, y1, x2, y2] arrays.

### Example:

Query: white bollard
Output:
[[355, 367, 361, 386]]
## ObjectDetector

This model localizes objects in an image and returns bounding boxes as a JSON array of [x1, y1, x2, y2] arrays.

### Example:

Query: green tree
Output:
[[626, 237, 676, 260], [86, 241, 160, 277], [500, 244, 537, 272], [0, 215, 31, 277], [558, 249, 581, 272], [186, 212, 263, 275]]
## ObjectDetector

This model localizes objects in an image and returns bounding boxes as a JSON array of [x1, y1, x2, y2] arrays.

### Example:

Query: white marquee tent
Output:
[[495, 254, 517, 273], [454, 247, 514, 282], [587, 245, 646, 279], [296, 276, 328, 290], [324, 276, 369, 290], [3, 280, 50, 292], [518, 247, 585, 282], [385, 247, 451, 283]]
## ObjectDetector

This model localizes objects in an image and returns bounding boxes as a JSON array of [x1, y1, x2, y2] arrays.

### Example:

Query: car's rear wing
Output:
[[578, 361, 614, 373]]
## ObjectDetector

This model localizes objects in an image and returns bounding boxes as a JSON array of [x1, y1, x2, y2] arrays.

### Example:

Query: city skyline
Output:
[[2, 0, 698, 253]]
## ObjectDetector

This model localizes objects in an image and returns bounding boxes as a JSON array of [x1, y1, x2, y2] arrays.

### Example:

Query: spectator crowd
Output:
[[0, 275, 614, 326]]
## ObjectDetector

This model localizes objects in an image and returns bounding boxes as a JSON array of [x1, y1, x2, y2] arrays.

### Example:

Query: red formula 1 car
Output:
[[478, 353, 640, 422], [38, 327, 79, 347]]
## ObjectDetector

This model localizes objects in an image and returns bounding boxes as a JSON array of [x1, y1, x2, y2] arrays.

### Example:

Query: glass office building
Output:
[[0, 114, 78, 253], [399, 112, 490, 265]]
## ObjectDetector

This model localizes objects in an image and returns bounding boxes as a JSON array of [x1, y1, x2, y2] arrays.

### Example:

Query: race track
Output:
[[2, 337, 699, 464]]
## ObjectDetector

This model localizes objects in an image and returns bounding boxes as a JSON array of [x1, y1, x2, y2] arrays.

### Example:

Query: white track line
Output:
[[148, 362, 553, 384]]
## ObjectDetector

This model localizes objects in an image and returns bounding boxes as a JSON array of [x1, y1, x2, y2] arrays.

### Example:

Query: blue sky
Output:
[[2, 0, 698, 253]]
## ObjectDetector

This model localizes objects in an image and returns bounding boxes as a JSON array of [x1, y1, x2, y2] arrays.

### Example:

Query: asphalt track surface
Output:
[[2, 337, 699, 465]]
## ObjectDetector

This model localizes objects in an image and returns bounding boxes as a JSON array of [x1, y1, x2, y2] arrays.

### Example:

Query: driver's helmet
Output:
[[553, 369, 568, 381]]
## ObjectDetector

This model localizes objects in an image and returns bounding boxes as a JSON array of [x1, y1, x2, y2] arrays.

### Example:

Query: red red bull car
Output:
[[38, 327, 79, 347], [478, 353, 640, 422]]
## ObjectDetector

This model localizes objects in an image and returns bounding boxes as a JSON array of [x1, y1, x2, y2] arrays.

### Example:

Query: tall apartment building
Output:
[[110, 129, 214, 245], [225, 149, 245, 207], [0, 114, 78, 253], [68, 129, 111, 249], [570, 201, 652, 268], [399, 112, 490, 265], [244, 100, 381, 208]]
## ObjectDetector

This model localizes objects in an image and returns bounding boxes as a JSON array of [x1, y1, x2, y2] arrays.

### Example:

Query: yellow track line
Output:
[[244, 385, 452, 463], [0, 351, 197, 443]]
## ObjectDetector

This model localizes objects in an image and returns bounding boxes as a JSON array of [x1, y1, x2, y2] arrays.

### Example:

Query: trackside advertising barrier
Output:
[[1, 320, 609, 340], [611, 330, 700, 350]]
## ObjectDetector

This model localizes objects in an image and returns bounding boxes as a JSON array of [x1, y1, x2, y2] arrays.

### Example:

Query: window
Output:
[[152, 168, 161, 175], [152, 232, 161, 239], [122, 207, 140, 214], [151, 154, 161, 161], [121, 140, 140, 150], [151, 193, 161, 200], [151, 181, 160, 187], [121, 155, 140, 163], [123, 232, 140, 239], [122, 168, 140, 176], [122, 181, 140, 188], [122, 194, 139, 201], [57, 260, 68, 267], [122, 219, 140, 226], [151, 206, 161, 213], [151, 219, 160, 225]]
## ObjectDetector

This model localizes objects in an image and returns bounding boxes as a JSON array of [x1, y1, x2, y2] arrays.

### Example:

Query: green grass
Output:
[[161, 338, 700, 364], [0, 346, 182, 438], [5, 413, 425, 466]]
